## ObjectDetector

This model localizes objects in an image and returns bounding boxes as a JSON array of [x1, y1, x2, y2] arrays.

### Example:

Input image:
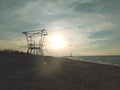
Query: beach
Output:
[[0, 52, 120, 90]]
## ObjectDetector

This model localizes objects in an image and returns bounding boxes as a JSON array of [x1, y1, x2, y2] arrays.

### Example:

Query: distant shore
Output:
[[0, 51, 120, 90]]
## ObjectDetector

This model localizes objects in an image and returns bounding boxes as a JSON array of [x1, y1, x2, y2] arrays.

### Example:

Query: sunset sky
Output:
[[0, 0, 120, 56]]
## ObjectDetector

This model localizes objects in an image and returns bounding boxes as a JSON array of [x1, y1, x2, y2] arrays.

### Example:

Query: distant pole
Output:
[[22, 29, 48, 56]]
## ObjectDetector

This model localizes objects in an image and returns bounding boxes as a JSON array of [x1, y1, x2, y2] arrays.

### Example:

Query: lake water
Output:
[[65, 56, 120, 67]]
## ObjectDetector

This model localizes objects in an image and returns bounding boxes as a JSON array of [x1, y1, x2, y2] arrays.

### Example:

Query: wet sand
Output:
[[0, 53, 120, 90]]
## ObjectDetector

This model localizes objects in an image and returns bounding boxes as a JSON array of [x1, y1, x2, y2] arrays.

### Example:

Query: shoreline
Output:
[[64, 56, 120, 67]]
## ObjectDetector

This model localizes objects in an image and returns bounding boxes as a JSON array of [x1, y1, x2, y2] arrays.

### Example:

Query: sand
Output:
[[0, 52, 120, 90]]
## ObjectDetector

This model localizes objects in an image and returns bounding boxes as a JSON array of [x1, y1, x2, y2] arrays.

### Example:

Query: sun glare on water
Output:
[[50, 34, 67, 49]]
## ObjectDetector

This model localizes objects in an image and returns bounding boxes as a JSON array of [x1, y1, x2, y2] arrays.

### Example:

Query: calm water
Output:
[[66, 56, 120, 67]]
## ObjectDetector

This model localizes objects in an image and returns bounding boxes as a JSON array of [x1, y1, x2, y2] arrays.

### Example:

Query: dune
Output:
[[0, 52, 120, 90]]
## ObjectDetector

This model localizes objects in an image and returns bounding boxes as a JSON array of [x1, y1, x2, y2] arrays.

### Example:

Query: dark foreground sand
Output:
[[0, 53, 120, 90]]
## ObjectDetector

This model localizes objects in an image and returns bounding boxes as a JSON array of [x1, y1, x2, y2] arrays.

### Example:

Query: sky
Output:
[[0, 0, 120, 56]]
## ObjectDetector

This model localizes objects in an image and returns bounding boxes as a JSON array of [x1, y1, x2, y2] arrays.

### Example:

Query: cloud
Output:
[[0, 0, 120, 55], [69, 0, 100, 13], [81, 22, 113, 33]]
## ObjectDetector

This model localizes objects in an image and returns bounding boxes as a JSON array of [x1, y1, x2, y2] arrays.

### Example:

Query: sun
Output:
[[50, 34, 67, 49]]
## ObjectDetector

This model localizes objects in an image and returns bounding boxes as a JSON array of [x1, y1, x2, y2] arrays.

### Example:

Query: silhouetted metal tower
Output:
[[22, 29, 48, 55]]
